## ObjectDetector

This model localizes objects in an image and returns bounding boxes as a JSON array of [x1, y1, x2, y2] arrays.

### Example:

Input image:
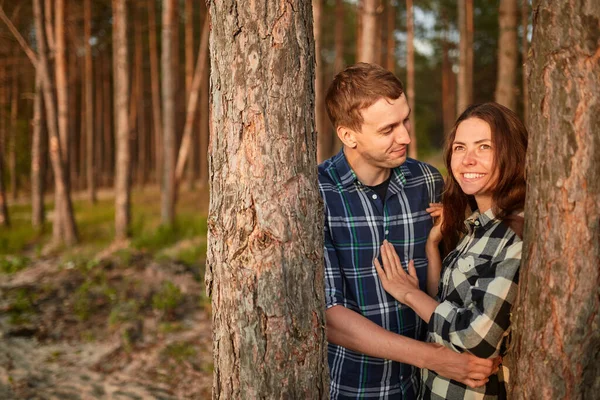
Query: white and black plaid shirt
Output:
[[421, 208, 522, 399]]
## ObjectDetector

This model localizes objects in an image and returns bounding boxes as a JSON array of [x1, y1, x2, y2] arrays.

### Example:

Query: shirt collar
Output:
[[332, 148, 413, 189], [464, 207, 497, 231]]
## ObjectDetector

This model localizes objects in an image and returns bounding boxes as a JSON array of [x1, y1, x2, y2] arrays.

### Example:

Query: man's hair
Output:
[[441, 102, 528, 252], [325, 63, 405, 132]]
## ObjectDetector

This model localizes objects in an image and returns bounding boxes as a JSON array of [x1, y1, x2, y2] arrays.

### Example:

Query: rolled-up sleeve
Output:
[[324, 221, 344, 309], [428, 240, 522, 358]]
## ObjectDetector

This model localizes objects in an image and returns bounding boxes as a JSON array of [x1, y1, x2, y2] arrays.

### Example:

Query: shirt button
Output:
[[372, 194, 378, 199], [385, 230, 389, 235]]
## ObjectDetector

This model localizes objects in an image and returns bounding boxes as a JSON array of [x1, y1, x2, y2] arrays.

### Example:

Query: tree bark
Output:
[[457, 0, 473, 113], [32, 71, 47, 229], [406, 0, 417, 159], [0, 59, 9, 227], [84, 0, 96, 202], [385, 0, 395, 72], [207, 0, 328, 398], [508, 1, 600, 398], [135, 2, 147, 187], [521, 0, 529, 125], [161, 0, 176, 226], [9, 65, 18, 201], [314, 0, 330, 163], [358, 0, 379, 63], [148, 0, 163, 185], [199, 2, 209, 188], [185, 0, 196, 189], [495, 0, 518, 110], [34, 0, 78, 245], [113, 0, 131, 241], [441, 11, 456, 136], [103, 53, 113, 187]]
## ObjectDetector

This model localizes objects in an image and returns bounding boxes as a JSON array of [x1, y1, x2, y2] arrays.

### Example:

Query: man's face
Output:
[[351, 94, 412, 169]]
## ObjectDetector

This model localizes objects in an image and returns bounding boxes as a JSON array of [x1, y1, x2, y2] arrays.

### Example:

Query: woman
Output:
[[374, 102, 527, 399]]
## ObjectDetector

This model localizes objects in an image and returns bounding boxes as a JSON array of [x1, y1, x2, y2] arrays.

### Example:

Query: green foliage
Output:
[[0, 255, 31, 274], [108, 299, 141, 327], [152, 281, 183, 315], [73, 272, 117, 321], [132, 214, 207, 253], [7, 289, 36, 325], [161, 341, 197, 363]]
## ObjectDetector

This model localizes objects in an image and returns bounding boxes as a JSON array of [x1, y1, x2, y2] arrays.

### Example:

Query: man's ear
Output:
[[337, 125, 358, 148]]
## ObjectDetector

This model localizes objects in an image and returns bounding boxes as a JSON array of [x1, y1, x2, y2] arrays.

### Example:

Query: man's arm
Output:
[[326, 305, 497, 388]]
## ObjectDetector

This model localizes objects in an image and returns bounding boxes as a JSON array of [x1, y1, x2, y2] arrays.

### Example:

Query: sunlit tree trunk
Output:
[[314, 0, 330, 163], [358, 0, 379, 63], [84, 0, 96, 202], [495, 0, 518, 110], [44, 0, 55, 52], [134, 2, 147, 188], [32, 71, 47, 228], [103, 54, 113, 187], [198, 0, 209, 188], [161, 0, 176, 225], [457, 0, 473, 113], [0, 60, 8, 227], [441, 11, 456, 135], [509, 1, 600, 398], [34, 0, 78, 245], [185, 0, 196, 189], [406, 0, 417, 159], [207, 0, 328, 397], [385, 0, 395, 72], [334, 0, 345, 74], [113, 0, 131, 241], [148, 0, 163, 185], [94, 51, 104, 189], [9, 65, 18, 201], [521, 0, 529, 124]]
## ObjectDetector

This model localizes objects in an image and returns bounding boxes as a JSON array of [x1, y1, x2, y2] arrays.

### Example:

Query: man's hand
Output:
[[426, 343, 500, 388]]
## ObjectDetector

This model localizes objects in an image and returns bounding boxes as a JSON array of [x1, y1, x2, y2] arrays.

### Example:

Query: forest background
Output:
[[0, 0, 571, 399]]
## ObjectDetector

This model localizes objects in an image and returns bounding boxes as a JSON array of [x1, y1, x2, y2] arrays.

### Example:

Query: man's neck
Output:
[[344, 147, 391, 186]]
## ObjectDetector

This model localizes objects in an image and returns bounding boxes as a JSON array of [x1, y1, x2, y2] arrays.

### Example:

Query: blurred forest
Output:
[[0, 0, 531, 398]]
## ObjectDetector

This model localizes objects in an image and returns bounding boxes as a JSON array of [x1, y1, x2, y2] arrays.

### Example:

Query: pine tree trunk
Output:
[[441, 11, 456, 136], [358, 0, 379, 63], [161, 0, 176, 226], [521, 0, 529, 125], [9, 66, 18, 201], [184, 0, 196, 190], [0, 59, 9, 227], [508, 1, 600, 398], [135, 3, 147, 188], [34, 0, 78, 245], [32, 71, 47, 228], [95, 51, 104, 189], [457, 0, 473, 113], [495, 0, 518, 110], [148, 0, 163, 185], [385, 0, 395, 72], [84, 0, 96, 202], [314, 0, 330, 163], [406, 0, 417, 159], [198, 2, 209, 188], [207, 0, 328, 397], [113, 0, 131, 241], [103, 54, 113, 187]]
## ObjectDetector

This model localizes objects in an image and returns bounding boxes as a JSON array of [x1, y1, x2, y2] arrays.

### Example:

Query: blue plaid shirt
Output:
[[319, 150, 443, 399]]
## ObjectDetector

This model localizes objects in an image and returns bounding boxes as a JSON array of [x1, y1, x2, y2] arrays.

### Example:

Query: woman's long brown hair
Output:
[[441, 102, 528, 253]]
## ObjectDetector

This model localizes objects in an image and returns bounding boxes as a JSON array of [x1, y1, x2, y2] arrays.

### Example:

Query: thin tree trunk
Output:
[[441, 18, 456, 136], [34, 0, 78, 245], [207, 1, 328, 397], [334, 0, 345, 74], [84, 0, 96, 203], [135, 3, 147, 187], [358, 0, 379, 63], [457, 0, 474, 113], [385, 0, 395, 72], [9, 65, 18, 201], [185, 0, 196, 189], [162, 0, 176, 225], [32, 71, 47, 228], [148, 0, 163, 188], [314, 0, 330, 163], [174, 16, 209, 184], [406, 0, 417, 159], [113, 0, 131, 241], [521, 0, 529, 124], [509, 1, 600, 398], [44, 0, 55, 52], [356, 0, 363, 62], [95, 51, 104, 189], [0, 59, 8, 227], [103, 53, 113, 187], [495, 0, 518, 110], [0, 149, 9, 227], [69, 44, 80, 191], [198, 2, 209, 188]]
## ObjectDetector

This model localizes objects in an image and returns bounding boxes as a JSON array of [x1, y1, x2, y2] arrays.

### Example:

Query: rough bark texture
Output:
[[161, 0, 176, 226], [406, 0, 417, 159], [207, 1, 328, 398], [508, 1, 600, 399], [314, 0, 330, 163], [358, 0, 379, 63], [113, 0, 130, 240], [495, 0, 518, 110], [457, 0, 473, 113]]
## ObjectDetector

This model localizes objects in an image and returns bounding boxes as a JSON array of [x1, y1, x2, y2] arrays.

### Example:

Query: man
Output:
[[319, 63, 495, 399]]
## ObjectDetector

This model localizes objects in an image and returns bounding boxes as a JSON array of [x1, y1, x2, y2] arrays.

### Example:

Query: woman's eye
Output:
[[453, 146, 464, 152], [480, 144, 491, 150]]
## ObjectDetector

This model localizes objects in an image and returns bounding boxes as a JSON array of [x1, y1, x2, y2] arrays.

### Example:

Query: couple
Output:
[[319, 63, 527, 399]]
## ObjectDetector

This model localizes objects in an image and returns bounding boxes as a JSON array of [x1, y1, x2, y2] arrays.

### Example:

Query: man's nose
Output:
[[394, 124, 411, 145]]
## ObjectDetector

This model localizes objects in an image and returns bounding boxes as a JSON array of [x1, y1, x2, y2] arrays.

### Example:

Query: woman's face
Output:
[[450, 117, 498, 212]]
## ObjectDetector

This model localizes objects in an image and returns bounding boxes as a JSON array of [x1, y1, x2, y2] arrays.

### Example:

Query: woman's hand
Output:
[[374, 240, 420, 303], [426, 202, 444, 245]]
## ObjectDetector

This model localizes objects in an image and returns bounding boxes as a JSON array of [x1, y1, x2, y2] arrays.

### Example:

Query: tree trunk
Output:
[[406, 0, 417, 159], [34, 0, 78, 245], [508, 1, 600, 398], [457, 0, 473, 113], [95, 51, 104, 189], [174, 16, 209, 184], [135, 2, 147, 188], [148, 0, 163, 185], [32, 71, 47, 228], [113, 0, 131, 241], [184, 0, 196, 190], [44, 0, 55, 52], [521, 0, 529, 125], [441, 11, 456, 135], [0, 59, 8, 227], [358, 0, 379, 63], [84, 0, 96, 202], [207, 0, 328, 398], [9, 66, 18, 201], [161, 0, 176, 226], [198, 2, 209, 188], [103, 53, 113, 187], [334, 0, 345, 74], [495, 0, 518, 110], [0, 149, 9, 227], [385, 0, 395, 72], [314, 0, 330, 163]]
